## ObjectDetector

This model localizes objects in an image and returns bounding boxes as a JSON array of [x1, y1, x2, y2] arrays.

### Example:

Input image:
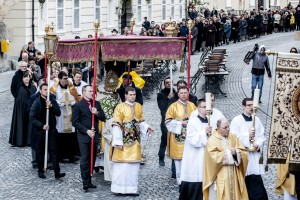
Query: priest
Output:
[[50, 71, 80, 162], [203, 118, 249, 200], [230, 98, 268, 200], [110, 87, 153, 196], [179, 98, 211, 200], [165, 86, 197, 185]]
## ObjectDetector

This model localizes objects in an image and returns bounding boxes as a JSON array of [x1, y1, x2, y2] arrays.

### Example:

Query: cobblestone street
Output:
[[0, 32, 297, 200]]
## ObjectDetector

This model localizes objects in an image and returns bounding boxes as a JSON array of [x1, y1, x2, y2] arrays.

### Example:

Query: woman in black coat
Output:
[[205, 19, 216, 50], [9, 71, 37, 146]]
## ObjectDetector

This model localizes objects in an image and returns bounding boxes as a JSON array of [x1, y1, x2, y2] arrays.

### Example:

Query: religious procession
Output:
[[1, 1, 300, 200]]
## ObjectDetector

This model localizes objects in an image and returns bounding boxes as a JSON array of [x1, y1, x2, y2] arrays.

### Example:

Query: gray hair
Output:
[[217, 118, 228, 128]]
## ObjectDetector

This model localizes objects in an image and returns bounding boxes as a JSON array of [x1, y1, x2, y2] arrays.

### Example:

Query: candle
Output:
[[205, 93, 211, 110], [253, 88, 260, 107]]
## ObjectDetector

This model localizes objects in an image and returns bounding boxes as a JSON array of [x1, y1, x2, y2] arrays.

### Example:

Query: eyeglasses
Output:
[[291, 51, 297, 53]]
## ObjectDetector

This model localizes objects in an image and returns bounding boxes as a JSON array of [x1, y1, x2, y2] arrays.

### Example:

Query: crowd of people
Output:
[[7, 4, 300, 198], [136, 4, 300, 53]]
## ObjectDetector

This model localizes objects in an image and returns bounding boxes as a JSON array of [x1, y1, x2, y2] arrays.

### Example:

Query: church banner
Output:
[[53, 36, 186, 63], [267, 52, 300, 170]]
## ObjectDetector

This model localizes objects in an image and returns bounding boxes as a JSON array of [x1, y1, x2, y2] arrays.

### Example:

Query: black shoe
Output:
[[171, 174, 176, 179], [159, 160, 165, 166], [88, 183, 97, 189], [259, 100, 262, 104], [38, 173, 46, 179], [83, 185, 89, 191], [55, 172, 66, 179], [130, 193, 139, 197], [94, 167, 100, 173]]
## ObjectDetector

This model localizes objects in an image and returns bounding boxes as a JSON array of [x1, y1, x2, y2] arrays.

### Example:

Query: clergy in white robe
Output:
[[73, 71, 87, 97], [230, 98, 267, 200], [179, 99, 211, 200], [50, 71, 80, 162], [110, 87, 153, 196]]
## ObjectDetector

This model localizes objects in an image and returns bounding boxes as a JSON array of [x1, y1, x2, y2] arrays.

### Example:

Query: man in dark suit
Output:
[[29, 83, 65, 179], [116, 74, 143, 105], [72, 85, 106, 191]]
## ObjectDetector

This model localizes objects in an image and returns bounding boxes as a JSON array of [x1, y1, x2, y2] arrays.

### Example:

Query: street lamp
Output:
[[43, 22, 58, 173]]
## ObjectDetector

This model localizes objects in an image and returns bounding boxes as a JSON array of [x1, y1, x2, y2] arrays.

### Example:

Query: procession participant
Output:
[[179, 98, 211, 200], [169, 80, 197, 106], [73, 71, 87, 97], [72, 85, 106, 190], [50, 71, 80, 163], [11, 61, 29, 98], [276, 158, 297, 200], [157, 77, 176, 180], [9, 71, 37, 147], [110, 87, 153, 196], [29, 83, 65, 179], [230, 98, 268, 200], [92, 71, 120, 181], [203, 118, 249, 200], [190, 93, 224, 120], [116, 74, 143, 105], [165, 86, 197, 185]]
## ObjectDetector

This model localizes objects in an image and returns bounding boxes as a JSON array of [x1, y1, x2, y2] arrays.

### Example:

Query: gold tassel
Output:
[[72, 63, 76, 75], [114, 60, 117, 66], [127, 60, 130, 66], [140, 60, 144, 70], [155, 60, 158, 65], [180, 61, 184, 73]]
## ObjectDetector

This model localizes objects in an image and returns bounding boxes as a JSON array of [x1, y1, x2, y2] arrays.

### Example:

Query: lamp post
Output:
[[43, 22, 59, 172]]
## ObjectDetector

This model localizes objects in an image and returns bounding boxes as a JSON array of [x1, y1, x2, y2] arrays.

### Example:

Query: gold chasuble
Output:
[[203, 130, 249, 200], [111, 102, 144, 162], [165, 101, 196, 160], [275, 153, 296, 196]]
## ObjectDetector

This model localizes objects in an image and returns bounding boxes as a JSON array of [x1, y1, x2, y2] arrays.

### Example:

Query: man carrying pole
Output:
[[72, 85, 106, 191], [29, 83, 66, 179]]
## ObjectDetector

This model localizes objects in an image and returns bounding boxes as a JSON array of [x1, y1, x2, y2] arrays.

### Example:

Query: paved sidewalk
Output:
[[0, 32, 297, 199]]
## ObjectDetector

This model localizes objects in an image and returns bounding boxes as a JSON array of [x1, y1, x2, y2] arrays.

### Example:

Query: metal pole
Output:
[[91, 20, 99, 176], [43, 61, 51, 172]]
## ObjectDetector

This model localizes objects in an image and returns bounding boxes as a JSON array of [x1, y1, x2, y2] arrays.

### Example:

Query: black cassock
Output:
[[9, 83, 37, 146]]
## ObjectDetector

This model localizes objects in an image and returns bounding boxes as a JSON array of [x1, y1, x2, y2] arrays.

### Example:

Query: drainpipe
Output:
[[31, 0, 35, 41]]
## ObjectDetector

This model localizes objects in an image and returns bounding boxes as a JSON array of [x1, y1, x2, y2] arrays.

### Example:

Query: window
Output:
[[57, 0, 64, 31], [239, 0, 243, 9], [95, 0, 101, 22], [108, 0, 115, 26], [179, 0, 183, 19], [73, 0, 80, 30], [171, 0, 175, 19], [162, 0, 166, 21], [226, 0, 232, 7], [147, 0, 152, 21], [137, 0, 142, 23], [38, 0, 48, 35]]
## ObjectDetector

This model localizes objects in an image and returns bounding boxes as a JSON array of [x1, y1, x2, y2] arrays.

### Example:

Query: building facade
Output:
[[2, 0, 298, 58]]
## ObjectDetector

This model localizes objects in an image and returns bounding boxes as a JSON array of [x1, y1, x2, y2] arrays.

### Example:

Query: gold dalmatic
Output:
[[110, 102, 144, 162], [165, 101, 196, 160]]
